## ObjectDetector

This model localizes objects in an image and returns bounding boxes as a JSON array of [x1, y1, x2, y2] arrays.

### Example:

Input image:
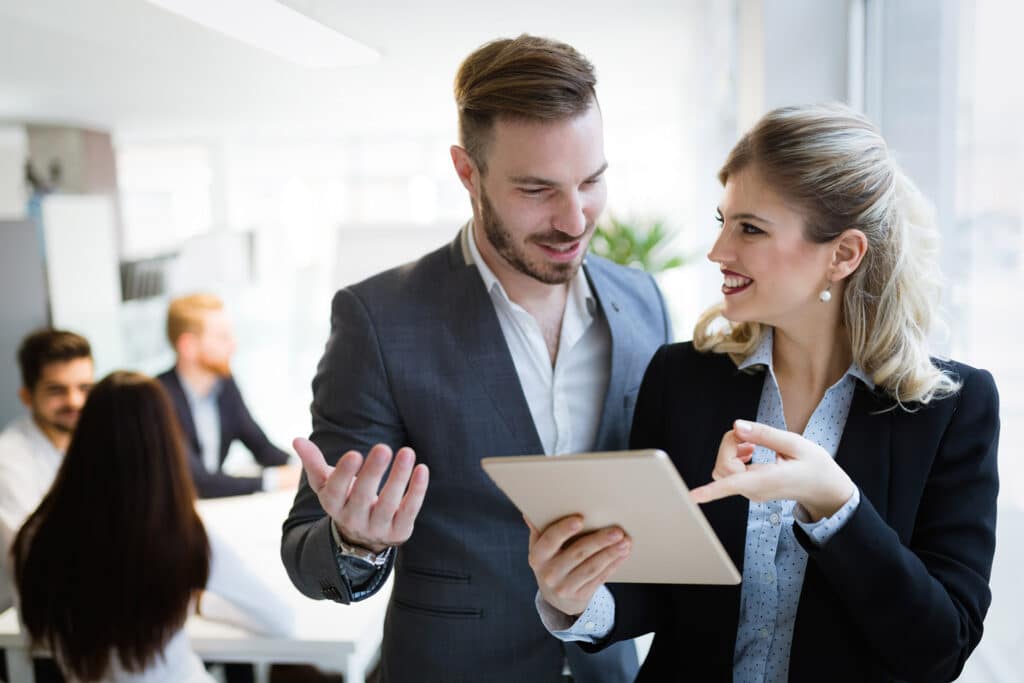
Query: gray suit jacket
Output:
[[282, 230, 672, 683]]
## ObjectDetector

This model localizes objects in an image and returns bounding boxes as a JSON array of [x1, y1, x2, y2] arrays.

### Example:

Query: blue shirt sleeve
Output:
[[794, 487, 861, 546], [535, 585, 615, 643]]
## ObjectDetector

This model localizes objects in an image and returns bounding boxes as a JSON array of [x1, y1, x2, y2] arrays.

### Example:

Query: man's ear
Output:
[[831, 229, 868, 281], [450, 145, 480, 196], [18, 386, 31, 408]]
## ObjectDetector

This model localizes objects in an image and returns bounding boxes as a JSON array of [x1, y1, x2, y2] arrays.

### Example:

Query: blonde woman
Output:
[[527, 104, 999, 682]]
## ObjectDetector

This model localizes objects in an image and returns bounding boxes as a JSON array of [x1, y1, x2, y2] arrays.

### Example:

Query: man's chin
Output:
[[40, 418, 76, 434], [201, 361, 232, 378], [532, 259, 582, 285]]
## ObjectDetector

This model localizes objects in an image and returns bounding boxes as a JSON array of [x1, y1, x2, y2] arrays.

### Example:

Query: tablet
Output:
[[481, 449, 741, 584]]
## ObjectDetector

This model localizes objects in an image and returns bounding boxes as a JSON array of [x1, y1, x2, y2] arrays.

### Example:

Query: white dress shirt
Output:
[[0, 414, 64, 610], [465, 223, 611, 456]]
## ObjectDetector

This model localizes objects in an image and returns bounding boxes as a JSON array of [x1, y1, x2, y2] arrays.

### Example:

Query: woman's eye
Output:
[[741, 223, 764, 235]]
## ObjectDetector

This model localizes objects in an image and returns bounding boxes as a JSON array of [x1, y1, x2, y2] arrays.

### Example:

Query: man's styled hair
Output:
[[166, 293, 224, 347], [17, 329, 92, 391], [454, 34, 598, 174]]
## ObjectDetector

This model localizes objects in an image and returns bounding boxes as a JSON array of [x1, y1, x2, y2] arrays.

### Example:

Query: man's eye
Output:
[[521, 188, 546, 196]]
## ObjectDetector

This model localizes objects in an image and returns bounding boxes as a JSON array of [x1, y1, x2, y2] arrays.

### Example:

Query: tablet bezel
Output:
[[481, 449, 741, 584]]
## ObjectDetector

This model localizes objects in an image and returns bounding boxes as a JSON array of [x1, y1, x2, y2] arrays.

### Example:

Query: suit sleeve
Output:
[[186, 442, 263, 498], [793, 367, 1000, 681], [280, 287, 407, 604], [226, 378, 290, 467], [581, 344, 674, 651]]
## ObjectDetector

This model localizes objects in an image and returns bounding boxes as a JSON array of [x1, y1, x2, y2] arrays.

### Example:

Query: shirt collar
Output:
[[463, 220, 597, 317], [738, 327, 875, 390], [175, 369, 222, 403], [18, 414, 65, 457]]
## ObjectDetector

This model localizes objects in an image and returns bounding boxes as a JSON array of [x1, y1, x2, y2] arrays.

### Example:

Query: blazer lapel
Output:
[[834, 383, 893, 517], [443, 236, 544, 456], [587, 261, 636, 450], [165, 371, 201, 454], [703, 366, 764, 573]]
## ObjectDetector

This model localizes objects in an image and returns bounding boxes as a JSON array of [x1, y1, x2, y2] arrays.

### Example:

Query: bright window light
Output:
[[143, 0, 378, 68]]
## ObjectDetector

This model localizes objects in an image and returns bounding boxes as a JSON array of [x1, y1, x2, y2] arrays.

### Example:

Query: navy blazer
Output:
[[158, 369, 289, 498], [587, 342, 1000, 683], [282, 231, 672, 683]]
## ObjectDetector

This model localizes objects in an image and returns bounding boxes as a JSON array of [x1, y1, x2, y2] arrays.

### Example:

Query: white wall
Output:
[[0, 125, 27, 218]]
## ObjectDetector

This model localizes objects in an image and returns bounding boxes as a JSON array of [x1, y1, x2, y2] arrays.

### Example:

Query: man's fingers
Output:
[[292, 437, 333, 489], [540, 526, 625, 588], [319, 450, 364, 510], [346, 443, 393, 509], [529, 515, 584, 566], [575, 553, 629, 601], [370, 447, 416, 530], [524, 516, 541, 547], [562, 536, 631, 595], [391, 463, 429, 541]]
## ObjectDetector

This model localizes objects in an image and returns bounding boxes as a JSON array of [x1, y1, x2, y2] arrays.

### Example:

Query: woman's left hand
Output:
[[690, 419, 855, 521]]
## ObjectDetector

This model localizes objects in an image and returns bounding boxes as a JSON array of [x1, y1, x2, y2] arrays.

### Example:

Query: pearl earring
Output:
[[819, 284, 832, 303]]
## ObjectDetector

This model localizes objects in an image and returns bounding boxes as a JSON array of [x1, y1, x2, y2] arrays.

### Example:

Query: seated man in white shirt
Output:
[[0, 328, 93, 610], [0, 328, 93, 682]]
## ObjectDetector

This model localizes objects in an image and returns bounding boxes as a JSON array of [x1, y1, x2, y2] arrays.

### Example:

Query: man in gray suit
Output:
[[282, 34, 671, 682]]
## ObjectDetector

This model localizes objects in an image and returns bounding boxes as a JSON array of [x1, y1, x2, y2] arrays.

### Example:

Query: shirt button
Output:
[[763, 572, 775, 585], [769, 513, 781, 525], [585, 621, 596, 632], [759, 627, 770, 640]]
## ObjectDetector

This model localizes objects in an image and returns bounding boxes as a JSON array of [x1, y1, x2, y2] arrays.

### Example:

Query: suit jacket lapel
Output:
[[587, 261, 635, 450], [704, 366, 764, 573], [834, 382, 893, 517], [443, 237, 544, 456], [165, 371, 201, 454]]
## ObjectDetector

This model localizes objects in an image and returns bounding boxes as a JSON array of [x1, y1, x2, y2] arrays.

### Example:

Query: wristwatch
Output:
[[333, 523, 392, 567]]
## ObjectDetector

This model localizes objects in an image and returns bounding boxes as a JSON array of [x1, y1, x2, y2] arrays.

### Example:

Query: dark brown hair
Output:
[[12, 371, 210, 680], [454, 34, 598, 173], [17, 329, 92, 391]]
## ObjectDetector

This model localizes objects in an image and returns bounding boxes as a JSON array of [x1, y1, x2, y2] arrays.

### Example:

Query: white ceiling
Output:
[[0, 0, 702, 140]]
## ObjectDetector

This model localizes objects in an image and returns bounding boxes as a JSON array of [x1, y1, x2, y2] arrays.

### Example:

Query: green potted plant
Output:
[[589, 216, 688, 274]]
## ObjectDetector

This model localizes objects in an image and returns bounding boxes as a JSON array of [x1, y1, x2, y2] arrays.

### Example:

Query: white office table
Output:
[[0, 491, 390, 683]]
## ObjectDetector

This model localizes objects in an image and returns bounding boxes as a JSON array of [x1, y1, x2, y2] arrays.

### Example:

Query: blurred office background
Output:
[[0, 1, 1020, 680]]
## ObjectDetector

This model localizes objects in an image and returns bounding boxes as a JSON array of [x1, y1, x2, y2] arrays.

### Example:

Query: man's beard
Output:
[[478, 187, 590, 285], [199, 355, 232, 378], [34, 407, 78, 435]]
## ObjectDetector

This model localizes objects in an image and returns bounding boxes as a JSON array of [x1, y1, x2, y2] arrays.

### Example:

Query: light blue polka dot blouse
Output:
[[539, 329, 871, 683]]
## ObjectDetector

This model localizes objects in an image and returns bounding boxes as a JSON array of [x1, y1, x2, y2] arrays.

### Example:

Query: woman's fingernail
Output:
[[735, 420, 753, 437]]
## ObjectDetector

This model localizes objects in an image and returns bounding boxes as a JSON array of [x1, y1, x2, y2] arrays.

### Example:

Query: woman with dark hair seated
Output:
[[12, 371, 293, 682]]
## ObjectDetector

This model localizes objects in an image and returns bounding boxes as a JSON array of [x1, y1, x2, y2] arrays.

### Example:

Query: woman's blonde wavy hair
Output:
[[694, 104, 960, 406]]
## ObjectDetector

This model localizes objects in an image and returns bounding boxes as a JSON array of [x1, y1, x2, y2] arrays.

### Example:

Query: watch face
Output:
[[340, 542, 389, 566]]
